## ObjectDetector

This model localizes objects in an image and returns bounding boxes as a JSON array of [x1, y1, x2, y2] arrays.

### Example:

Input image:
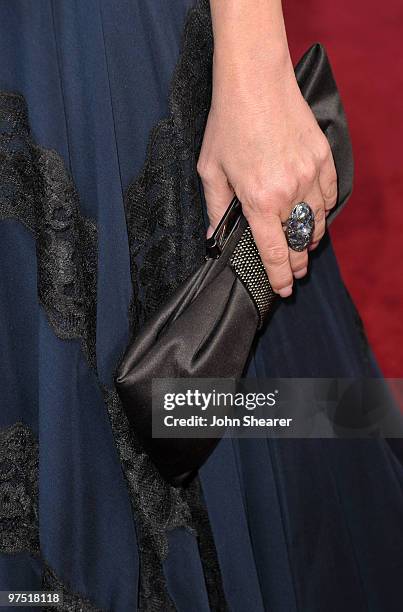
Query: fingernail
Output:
[[279, 285, 293, 298], [294, 267, 307, 279]]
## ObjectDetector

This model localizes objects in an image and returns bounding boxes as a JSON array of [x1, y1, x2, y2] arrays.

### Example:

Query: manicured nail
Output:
[[294, 267, 307, 279], [279, 285, 293, 298]]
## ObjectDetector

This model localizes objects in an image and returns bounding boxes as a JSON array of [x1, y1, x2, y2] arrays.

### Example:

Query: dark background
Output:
[[284, 0, 403, 377]]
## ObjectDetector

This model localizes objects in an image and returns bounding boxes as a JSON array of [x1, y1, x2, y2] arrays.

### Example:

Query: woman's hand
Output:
[[198, 0, 338, 297]]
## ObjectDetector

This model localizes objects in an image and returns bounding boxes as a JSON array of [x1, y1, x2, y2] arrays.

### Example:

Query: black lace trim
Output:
[[0, 422, 39, 555], [122, 0, 227, 606], [42, 564, 104, 612], [124, 0, 212, 335], [0, 92, 98, 369], [0, 91, 181, 609], [0, 0, 227, 608], [105, 387, 227, 611], [104, 388, 191, 611], [0, 423, 104, 610]]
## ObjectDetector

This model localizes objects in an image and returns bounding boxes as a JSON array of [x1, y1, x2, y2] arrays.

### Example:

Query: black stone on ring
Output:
[[283, 202, 315, 252]]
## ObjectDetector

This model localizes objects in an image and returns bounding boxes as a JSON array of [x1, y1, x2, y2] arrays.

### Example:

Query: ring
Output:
[[283, 202, 315, 252]]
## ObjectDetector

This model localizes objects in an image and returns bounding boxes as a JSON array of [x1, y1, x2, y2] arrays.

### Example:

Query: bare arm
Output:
[[198, 0, 338, 296]]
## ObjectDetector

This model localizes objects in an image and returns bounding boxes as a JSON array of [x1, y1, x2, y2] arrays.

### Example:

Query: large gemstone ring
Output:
[[283, 202, 315, 252]]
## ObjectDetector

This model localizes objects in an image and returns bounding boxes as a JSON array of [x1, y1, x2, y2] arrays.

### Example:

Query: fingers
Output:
[[247, 211, 294, 297], [308, 240, 320, 252], [200, 161, 296, 297], [318, 149, 338, 213], [197, 159, 234, 238], [285, 177, 323, 275], [309, 182, 326, 245], [289, 247, 308, 279], [306, 150, 337, 252], [198, 147, 335, 293]]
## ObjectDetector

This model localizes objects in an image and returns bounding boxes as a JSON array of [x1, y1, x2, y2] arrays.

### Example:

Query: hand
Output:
[[197, 53, 338, 297]]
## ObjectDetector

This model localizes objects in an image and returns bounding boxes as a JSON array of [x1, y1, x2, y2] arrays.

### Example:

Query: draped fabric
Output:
[[0, 1, 403, 611]]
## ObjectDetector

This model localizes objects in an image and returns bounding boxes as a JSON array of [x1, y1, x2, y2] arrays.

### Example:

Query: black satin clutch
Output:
[[115, 43, 353, 486]]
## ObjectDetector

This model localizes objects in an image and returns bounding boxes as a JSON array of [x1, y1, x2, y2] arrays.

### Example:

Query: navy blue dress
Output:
[[0, 1, 402, 611]]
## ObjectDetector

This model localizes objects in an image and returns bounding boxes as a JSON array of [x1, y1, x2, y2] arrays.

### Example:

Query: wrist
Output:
[[211, 46, 296, 107], [212, 42, 293, 82], [210, 0, 294, 95]]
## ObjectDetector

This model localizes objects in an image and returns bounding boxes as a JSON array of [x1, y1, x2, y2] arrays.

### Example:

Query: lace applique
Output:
[[0, 92, 97, 369], [35, 148, 97, 369], [122, 1, 228, 606], [0, 422, 105, 610], [124, 0, 212, 335], [0, 90, 184, 609], [104, 388, 193, 559], [0, 92, 39, 231], [104, 387, 190, 610], [0, 1, 227, 608], [0, 86, 224, 610], [104, 388, 227, 611], [0, 422, 39, 555], [42, 564, 104, 612]]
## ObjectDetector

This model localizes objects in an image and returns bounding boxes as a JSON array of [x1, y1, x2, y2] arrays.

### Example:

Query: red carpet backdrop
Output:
[[284, 0, 403, 377]]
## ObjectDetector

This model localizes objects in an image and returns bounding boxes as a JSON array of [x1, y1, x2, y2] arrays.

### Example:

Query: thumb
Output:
[[200, 165, 234, 238]]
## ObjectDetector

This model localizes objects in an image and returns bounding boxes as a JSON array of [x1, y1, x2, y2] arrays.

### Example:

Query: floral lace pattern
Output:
[[0, 422, 39, 555], [104, 388, 188, 610], [124, 0, 212, 335], [42, 563, 104, 612], [0, 1, 227, 609], [0, 92, 97, 369], [0, 90, 181, 609], [0, 424, 105, 610]]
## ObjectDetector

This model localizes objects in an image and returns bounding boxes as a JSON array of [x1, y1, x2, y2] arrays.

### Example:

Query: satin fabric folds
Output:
[[0, 1, 402, 611], [115, 42, 353, 486]]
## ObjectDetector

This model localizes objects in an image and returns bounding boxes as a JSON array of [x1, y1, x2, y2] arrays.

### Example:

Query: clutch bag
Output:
[[115, 43, 353, 486]]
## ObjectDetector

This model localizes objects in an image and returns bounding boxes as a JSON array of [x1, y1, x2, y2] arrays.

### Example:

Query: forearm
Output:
[[209, 0, 294, 93], [201, 1, 338, 293]]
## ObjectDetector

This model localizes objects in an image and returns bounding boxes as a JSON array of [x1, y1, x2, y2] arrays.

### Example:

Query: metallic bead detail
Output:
[[230, 226, 277, 326], [284, 202, 315, 252]]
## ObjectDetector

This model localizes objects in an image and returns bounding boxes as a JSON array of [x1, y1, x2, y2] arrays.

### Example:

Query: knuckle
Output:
[[282, 178, 299, 201], [314, 208, 326, 224], [266, 181, 298, 205], [206, 207, 222, 229], [196, 156, 205, 175], [314, 227, 325, 242], [293, 267, 308, 279], [266, 245, 289, 266], [245, 183, 272, 209], [323, 179, 338, 205], [317, 137, 332, 162], [292, 266, 307, 278], [271, 275, 293, 292], [292, 253, 308, 271], [196, 158, 215, 182], [299, 161, 317, 186]]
